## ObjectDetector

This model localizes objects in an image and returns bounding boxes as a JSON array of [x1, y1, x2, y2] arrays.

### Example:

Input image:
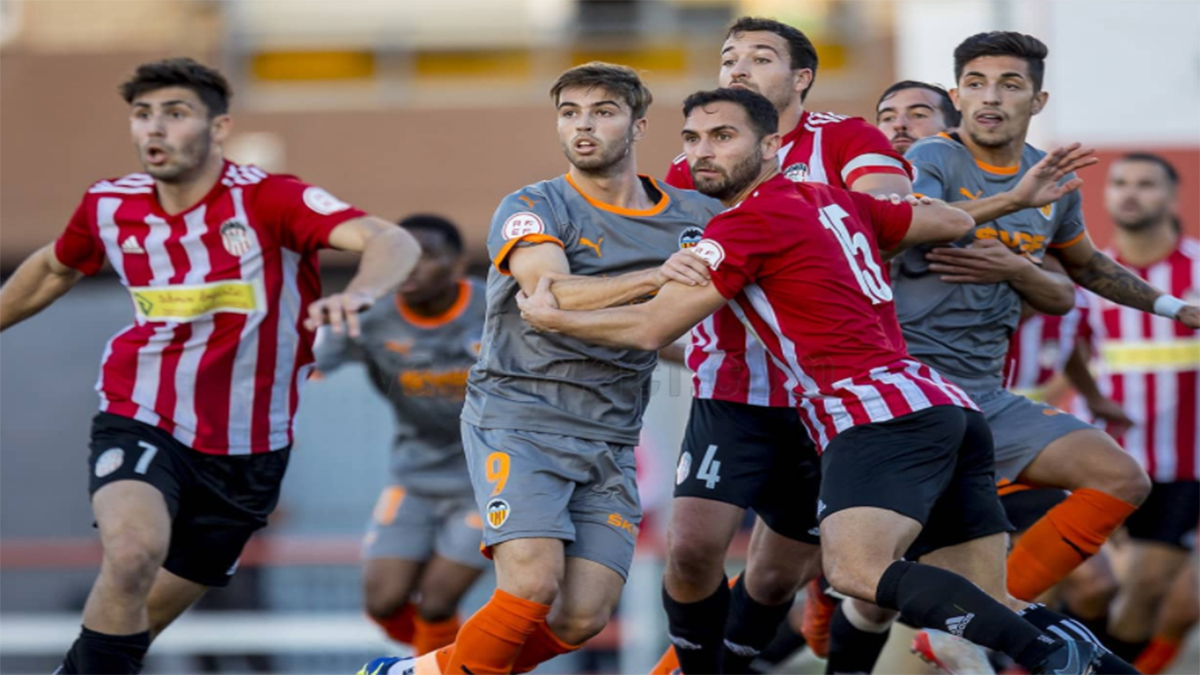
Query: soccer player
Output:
[[359, 62, 722, 675], [893, 31, 1198, 667], [658, 18, 914, 675], [1075, 154, 1199, 663], [312, 215, 488, 656], [876, 80, 961, 155], [0, 58, 419, 674], [521, 85, 1104, 675]]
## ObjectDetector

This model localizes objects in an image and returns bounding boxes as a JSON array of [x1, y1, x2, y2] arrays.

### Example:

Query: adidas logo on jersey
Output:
[[120, 236, 146, 254], [945, 613, 975, 637]]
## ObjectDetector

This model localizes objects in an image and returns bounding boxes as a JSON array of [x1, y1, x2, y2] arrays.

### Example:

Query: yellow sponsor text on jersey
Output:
[[1100, 339, 1200, 373], [129, 280, 263, 322]]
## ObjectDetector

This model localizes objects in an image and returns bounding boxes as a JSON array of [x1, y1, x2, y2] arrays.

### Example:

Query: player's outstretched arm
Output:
[[1053, 235, 1199, 328], [304, 217, 421, 337], [0, 243, 84, 331], [510, 244, 711, 311], [949, 144, 1098, 227], [517, 277, 726, 351], [890, 195, 975, 251]]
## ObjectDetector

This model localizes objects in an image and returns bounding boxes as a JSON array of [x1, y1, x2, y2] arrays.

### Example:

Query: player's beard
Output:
[[692, 148, 763, 202], [564, 128, 634, 178], [144, 128, 214, 183], [1114, 205, 1171, 232]]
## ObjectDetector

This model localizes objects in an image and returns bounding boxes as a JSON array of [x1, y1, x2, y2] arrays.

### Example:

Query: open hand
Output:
[[305, 291, 375, 337], [1011, 143, 1098, 209], [927, 238, 1033, 284]]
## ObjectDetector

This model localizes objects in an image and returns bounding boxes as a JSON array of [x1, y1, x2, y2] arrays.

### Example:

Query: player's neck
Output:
[[779, 102, 804, 138], [568, 165, 655, 211], [401, 281, 462, 318], [1114, 219, 1179, 268], [959, 131, 1025, 171], [154, 154, 225, 216], [724, 166, 781, 207]]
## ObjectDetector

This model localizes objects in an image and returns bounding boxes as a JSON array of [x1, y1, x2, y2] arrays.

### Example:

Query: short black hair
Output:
[[119, 57, 232, 117], [727, 16, 819, 101], [954, 31, 1049, 91], [877, 80, 961, 128], [683, 88, 779, 140], [1116, 153, 1179, 187], [398, 214, 464, 255]]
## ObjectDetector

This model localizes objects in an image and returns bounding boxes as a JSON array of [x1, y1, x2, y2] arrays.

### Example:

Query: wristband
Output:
[[1153, 294, 1186, 319]]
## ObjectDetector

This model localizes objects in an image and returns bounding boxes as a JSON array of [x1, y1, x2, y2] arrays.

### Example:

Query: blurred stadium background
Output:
[[1, 0, 1197, 673]]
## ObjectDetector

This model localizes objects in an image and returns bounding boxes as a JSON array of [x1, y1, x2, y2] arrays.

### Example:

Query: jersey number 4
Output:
[[819, 204, 893, 305]]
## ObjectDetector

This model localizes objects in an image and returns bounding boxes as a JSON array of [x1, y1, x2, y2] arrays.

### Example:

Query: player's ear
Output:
[[210, 113, 233, 144], [793, 68, 814, 98], [949, 88, 961, 111], [1031, 90, 1048, 116], [761, 131, 782, 158], [632, 116, 648, 143]]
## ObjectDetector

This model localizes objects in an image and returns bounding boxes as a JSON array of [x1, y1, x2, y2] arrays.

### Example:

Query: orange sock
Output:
[[649, 645, 681, 675], [439, 589, 551, 675], [413, 615, 461, 656], [1006, 488, 1137, 601], [370, 603, 417, 645], [1134, 636, 1183, 674], [510, 621, 582, 673]]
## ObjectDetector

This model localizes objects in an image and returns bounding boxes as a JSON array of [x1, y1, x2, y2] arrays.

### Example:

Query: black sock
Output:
[[664, 578, 731, 675], [875, 560, 1059, 671], [1018, 605, 1139, 673], [1104, 636, 1149, 664], [1058, 603, 1113, 648], [750, 615, 806, 673], [62, 626, 150, 675], [824, 603, 891, 675], [723, 575, 794, 674]]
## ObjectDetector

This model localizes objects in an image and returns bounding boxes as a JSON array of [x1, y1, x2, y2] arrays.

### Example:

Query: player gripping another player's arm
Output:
[[518, 195, 973, 350]]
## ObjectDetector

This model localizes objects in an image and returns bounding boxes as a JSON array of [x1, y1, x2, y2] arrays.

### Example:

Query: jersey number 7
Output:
[[819, 204, 893, 305]]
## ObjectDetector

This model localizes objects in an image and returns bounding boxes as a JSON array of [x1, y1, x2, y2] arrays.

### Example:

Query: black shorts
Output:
[[675, 398, 821, 544], [1125, 480, 1199, 550], [1000, 487, 1068, 532], [819, 406, 1013, 560], [88, 412, 290, 587]]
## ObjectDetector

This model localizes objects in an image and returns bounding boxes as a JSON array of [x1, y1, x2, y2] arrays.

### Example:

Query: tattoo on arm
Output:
[[1070, 250, 1160, 313]]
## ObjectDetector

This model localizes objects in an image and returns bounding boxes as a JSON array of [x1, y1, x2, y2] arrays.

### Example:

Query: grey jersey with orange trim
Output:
[[461, 174, 723, 445], [894, 133, 1086, 391], [314, 278, 486, 495]]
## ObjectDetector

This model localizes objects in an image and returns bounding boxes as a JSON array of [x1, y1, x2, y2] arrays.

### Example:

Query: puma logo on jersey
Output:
[[518, 195, 536, 208], [959, 187, 982, 201], [580, 236, 603, 258], [120, 236, 146, 255]]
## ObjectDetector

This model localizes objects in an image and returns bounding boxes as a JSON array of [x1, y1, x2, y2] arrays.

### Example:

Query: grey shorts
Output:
[[363, 486, 490, 570], [461, 422, 642, 579], [972, 388, 1095, 481]]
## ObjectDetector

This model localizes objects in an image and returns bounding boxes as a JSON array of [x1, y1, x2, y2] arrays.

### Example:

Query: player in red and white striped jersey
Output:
[[0, 59, 419, 674], [654, 18, 915, 675], [1074, 154, 1200, 664], [1005, 288, 1089, 401], [519, 88, 1103, 675]]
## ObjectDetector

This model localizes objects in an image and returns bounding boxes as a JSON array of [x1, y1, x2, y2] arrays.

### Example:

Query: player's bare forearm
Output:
[[538, 303, 663, 350], [550, 269, 660, 311], [1061, 249, 1160, 313], [343, 223, 421, 300], [0, 245, 82, 331], [1008, 263, 1075, 316], [1064, 339, 1104, 403], [954, 193, 1020, 226]]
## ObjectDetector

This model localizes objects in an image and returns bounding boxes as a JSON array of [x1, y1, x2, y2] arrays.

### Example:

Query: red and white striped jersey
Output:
[[1077, 238, 1199, 482], [1004, 289, 1089, 400], [667, 111, 912, 406], [55, 161, 366, 455], [695, 174, 976, 451]]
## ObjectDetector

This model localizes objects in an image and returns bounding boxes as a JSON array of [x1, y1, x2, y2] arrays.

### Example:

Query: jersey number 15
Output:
[[818, 204, 893, 305]]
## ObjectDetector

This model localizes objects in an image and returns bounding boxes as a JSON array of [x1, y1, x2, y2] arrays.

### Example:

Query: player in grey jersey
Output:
[[314, 215, 488, 656], [360, 62, 721, 675]]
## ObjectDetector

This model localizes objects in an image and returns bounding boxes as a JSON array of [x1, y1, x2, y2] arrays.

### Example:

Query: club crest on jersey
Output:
[[502, 212, 545, 240], [678, 227, 704, 249], [692, 239, 726, 270], [220, 220, 253, 257], [486, 498, 511, 529], [95, 448, 125, 478], [783, 162, 810, 182], [1038, 203, 1054, 220]]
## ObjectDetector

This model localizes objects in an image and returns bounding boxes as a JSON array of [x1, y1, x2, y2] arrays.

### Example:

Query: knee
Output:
[[1085, 445, 1152, 506], [822, 553, 881, 604], [415, 587, 461, 623], [547, 606, 612, 646], [665, 534, 728, 588], [745, 562, 808, 606], [102, 535, 167, 596], [363, 576, 410, 620]]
